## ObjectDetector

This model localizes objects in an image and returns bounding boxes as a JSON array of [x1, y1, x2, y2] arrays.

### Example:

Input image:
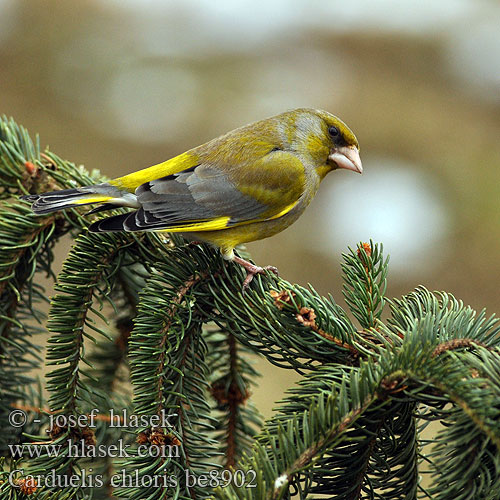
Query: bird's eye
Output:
[[328, 126, 340, 138]]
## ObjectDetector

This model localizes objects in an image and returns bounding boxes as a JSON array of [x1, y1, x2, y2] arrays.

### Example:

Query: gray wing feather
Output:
[[133, 164, 266, 229]]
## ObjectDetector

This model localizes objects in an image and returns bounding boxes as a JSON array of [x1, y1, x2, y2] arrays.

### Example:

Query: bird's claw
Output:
[[232, 255, 279, 292], [242, 264, 279, 292]]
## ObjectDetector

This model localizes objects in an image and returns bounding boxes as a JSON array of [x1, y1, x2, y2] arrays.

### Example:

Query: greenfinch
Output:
[[22, 108, 362, 288]]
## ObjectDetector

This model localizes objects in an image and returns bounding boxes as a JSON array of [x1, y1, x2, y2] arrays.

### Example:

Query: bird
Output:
[[22, 108, 362, 289]]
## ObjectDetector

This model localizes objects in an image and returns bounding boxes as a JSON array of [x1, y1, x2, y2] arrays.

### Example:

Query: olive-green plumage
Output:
[[22, 108, 362, 286]]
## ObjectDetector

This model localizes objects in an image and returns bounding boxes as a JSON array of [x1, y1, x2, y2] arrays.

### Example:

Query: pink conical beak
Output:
[[328, 146, 363, 174]]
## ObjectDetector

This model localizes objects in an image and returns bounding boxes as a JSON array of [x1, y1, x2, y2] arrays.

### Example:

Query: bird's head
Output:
[[283, 109, 362, 178], [321, 112, 362, 175]]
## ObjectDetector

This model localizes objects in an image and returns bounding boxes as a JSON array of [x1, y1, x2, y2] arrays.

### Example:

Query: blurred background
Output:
[[1, 0, 499, 416]]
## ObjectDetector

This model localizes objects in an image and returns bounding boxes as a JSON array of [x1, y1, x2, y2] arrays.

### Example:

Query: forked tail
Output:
[[21, 184, 139, 215]]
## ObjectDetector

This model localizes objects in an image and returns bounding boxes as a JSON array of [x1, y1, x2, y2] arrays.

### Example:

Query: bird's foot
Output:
[[233, 256, 279, 292]]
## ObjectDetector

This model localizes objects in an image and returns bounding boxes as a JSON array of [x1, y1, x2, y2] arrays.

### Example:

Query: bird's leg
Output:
[[232, 256, 279, 291]]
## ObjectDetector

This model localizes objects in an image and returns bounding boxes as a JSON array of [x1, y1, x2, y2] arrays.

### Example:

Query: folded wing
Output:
[[89, 151, 306, 233]]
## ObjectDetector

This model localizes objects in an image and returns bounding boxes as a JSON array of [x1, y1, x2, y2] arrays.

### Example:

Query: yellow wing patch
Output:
[[267, 200, 299, 220], [110, 152, 197, 192], [159, 216, 231, 233], [157, 200, 297, 234]]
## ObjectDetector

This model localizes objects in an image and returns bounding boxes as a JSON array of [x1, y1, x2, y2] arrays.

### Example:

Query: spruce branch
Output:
[[1, 117, 499, 500], [201, 272, 360, 371], [119, 254, 222, 500], [342, 241, 388, 329], [45, 232, 142, 412], [207, 327, 263, 469]]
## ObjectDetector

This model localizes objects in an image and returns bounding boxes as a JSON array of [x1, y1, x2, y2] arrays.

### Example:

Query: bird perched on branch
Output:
[[22, 108, 362, 289]]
